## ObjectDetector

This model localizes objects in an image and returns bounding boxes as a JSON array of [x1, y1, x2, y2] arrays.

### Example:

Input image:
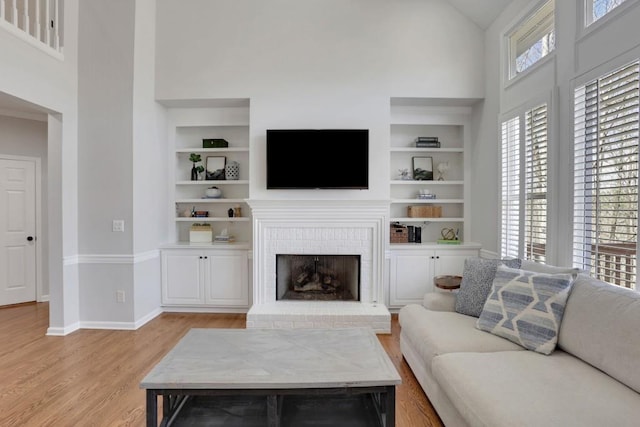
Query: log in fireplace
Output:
[[276, 254, 361, 301]]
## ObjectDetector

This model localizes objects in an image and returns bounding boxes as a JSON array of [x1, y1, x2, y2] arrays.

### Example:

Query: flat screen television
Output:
[[266, 129, 369, 189]]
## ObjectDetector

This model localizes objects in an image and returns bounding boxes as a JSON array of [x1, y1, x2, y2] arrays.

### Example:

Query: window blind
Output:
[[501, 117, 520, 258], [525, 104, 548, 262], [573, 61, 639, 289]]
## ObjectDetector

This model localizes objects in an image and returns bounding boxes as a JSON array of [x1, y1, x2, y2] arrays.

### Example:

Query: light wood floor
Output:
[[0, 303, 443, 427]]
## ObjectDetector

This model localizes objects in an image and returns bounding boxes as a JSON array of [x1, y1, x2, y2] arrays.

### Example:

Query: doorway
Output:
[[0, 156, 40, 306]]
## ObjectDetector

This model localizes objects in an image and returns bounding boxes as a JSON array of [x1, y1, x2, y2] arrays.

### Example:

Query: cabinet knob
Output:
[[199, 256, 203, 259]]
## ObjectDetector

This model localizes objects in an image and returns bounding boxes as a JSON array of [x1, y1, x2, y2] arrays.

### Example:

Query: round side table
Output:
[[434, 275, 462, 291]]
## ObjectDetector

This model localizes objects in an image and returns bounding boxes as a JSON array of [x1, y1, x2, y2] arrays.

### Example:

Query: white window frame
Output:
[[578, 0, 639, 39], [503, 0, 556, 82], [572, 59, 640, 290], [500, 98, 553, 262]]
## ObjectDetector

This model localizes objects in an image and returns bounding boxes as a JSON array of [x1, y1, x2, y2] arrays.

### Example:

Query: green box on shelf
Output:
[[202, 138, 229, 148]]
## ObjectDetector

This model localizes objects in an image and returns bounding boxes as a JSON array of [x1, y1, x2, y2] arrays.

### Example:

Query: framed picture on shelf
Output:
[[412, 156, 433, 180], [206, 156, 226, 180]]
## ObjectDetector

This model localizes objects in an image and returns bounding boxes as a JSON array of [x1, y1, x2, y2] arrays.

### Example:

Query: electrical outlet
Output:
[[116, 290, 125, 303], [112, 220, 125, 232]]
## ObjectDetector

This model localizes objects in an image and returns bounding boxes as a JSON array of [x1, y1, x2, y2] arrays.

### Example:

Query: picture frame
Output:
[[206, 156, 226, 180], [412, 156, 433, 181]]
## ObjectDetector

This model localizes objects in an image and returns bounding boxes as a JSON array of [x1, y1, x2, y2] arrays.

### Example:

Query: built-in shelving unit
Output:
[[162, 99, 252, 311], [168, 100, 252, 244], [389, 98, 474, 243]]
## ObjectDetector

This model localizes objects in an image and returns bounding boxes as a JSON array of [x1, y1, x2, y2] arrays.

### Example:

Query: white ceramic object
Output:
[[205, 187, 222, 198]]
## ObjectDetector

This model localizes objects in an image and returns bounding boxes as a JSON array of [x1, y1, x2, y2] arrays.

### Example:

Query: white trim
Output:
[[46, 322, 80, 336], [63, 254, 79, 266], [579, 0, 639, 38], [162, 306, 249, 314], [501, 0, 556, 87], [70, 250, 161, 265], [0, 108, 48, 122], [0, 18, 63, 60], [79, 308, 163, 331]]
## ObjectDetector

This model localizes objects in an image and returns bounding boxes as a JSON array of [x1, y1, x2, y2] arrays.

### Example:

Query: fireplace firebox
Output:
[[276, 254, 361, 301]]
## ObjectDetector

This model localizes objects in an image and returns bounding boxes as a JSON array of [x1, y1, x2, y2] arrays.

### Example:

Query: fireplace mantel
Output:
[[246, 199, 391, 333]]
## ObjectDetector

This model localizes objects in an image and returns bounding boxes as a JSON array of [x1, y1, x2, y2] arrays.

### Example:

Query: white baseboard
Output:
[[80, 308, 164, 331], [46, 322, 80, 336]]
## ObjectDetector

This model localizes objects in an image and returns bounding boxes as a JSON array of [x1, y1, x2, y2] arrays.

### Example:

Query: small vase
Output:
[[191, 165, 198, 181]]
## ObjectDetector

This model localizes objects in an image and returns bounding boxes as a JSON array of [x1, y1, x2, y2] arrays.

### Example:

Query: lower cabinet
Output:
[[388, 244, 480, 307], [161, 247, 249, 308]]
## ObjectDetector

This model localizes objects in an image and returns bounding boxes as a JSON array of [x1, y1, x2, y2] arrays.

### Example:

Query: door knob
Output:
[[27, 236, 34, 241]]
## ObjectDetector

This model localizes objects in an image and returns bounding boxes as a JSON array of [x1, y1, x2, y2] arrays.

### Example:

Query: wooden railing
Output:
[[528, 242, 636, 289], [590, 242, 636, 289], [0, 0, 63, 54]]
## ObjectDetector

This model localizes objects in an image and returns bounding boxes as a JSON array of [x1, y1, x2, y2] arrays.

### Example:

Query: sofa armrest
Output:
[[422, 292, 456, 312]]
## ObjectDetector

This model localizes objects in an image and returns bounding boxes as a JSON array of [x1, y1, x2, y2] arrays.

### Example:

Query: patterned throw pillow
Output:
[[476, 265, 575, 355], [454, 257, 522, 317]]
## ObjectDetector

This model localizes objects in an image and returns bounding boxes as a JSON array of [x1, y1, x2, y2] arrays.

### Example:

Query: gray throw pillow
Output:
[[454, 257, 522, 317], [476, 265, 574, 355]]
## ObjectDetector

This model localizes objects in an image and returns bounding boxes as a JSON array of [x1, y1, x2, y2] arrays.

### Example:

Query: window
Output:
[[586, 0, 628, 26], [501, 104, 549, 261], [573, 61, 639, 290], [507, 0, 555, 79]]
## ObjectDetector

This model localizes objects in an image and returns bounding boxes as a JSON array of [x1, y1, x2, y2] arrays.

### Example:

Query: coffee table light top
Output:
[[140, 328, 401, 390]]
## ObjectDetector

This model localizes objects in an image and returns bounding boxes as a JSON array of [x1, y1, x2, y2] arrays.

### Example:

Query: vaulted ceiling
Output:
[[445, 0, 514, 29]]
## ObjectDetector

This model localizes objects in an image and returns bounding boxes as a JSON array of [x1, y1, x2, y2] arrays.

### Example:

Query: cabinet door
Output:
[[389, 252, 433, 307], [162, 251, 204, 305], [205, 250, 249, 306], [433, 249, 479, 277]]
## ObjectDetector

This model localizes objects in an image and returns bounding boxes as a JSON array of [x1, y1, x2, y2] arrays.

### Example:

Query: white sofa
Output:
[[398, 261, 640, 427]]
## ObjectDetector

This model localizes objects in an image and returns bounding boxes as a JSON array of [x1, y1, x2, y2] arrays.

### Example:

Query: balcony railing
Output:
[[0, 0, 63, 55], [589, 242, 636, 290], [529, 242, 636, 290]]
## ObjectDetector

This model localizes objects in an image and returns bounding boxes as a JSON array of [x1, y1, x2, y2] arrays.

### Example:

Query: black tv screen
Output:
[[266, 129, 369, 189]]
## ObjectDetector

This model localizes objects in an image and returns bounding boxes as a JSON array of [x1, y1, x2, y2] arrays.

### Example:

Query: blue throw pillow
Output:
[[476, 265, 574, 355], [454, 257, 522, 317]]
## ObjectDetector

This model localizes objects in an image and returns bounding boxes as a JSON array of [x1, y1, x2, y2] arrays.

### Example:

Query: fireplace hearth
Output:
[[276, 254, 360, 301]]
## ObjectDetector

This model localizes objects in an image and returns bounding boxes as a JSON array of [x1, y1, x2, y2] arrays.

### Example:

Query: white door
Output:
[[0, 158, 37, 306]]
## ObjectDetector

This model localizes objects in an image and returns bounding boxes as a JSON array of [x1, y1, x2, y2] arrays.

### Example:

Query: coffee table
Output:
[[140, 328, 401, 426]]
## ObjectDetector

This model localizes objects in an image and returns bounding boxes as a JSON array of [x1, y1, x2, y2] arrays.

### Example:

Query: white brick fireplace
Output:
[[246, 200, 391, 333]]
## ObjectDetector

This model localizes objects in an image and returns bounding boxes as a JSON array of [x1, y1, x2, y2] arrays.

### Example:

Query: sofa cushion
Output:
[[520, 259, 582, 276], [455, 257, 521, 318], [432, 350, 640, 427], [559, 274, 640, 394], [398, 304, 524, 377], [476, 265, 574, 355]]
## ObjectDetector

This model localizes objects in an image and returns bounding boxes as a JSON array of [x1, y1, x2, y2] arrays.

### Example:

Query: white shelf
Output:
[[390, 147, 463, 153], [176, 147, 250, 153], [175, 217, 251, 222], [391, 217, 464, 222], [176, 180, 249, 185], [176, 198, 247, 204], [391, 199, 463, 204], [390, 180, 464, 185]]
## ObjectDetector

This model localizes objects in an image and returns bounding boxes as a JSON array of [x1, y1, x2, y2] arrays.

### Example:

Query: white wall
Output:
[[0, 116, 49, 298], [155, 0, 486, 199], [0, 1, 80, 333], [77, 0, 164, 325], [471, 0, 640, 263]]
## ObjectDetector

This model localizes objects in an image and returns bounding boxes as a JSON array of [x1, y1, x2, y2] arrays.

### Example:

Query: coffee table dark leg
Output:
[[146, 390, 157, 427], [385, 386, 396, 427], [267, 394, 280, 427]]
